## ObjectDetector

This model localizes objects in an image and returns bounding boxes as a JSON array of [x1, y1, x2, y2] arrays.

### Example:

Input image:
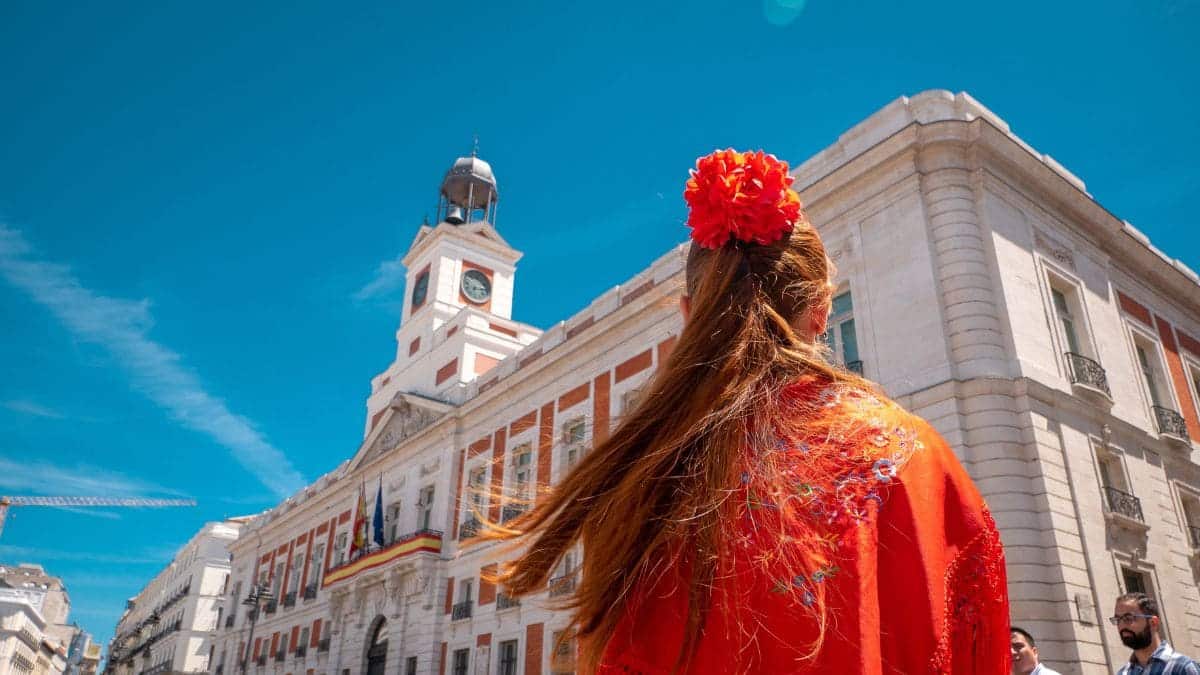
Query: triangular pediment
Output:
[[347, 392, 453, 473]]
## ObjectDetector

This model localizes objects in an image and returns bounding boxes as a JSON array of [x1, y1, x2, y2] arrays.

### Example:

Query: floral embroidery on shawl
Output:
[[929, 506, 1008, 674]]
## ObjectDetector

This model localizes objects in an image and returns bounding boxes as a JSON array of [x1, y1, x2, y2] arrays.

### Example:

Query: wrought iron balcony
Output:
[[845, 360, 864, 375], [458, 518, 480, 540], [275, 650, 286, 662], [451, 600, 473, 621], [283, 591, 296, 608], [224, 615, 235, 629], [1103, 487, 1144, 523], [256, 655, 266, 667], [501, 504, 528, 523], [263, 599, 277, 614], [496, 592, 521, 610], [294, 646, 306, 659], [1189, 526, 1200, 549], [1065, 352, 1111, 397], [317, 638, 330, 653], [303, 584, 318, 600], [547, 574, 576, 598], [1153, 405, 1189, 441]]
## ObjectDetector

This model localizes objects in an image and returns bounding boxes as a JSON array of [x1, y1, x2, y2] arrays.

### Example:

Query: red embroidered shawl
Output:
[[597, 383, 1010, 674]]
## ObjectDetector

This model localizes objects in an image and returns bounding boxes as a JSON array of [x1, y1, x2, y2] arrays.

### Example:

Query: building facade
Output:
[[0, 590, 67, 675], [107, 520, 245, 675], [210, 90, 1200, 675], [0, 565, 74, 652]]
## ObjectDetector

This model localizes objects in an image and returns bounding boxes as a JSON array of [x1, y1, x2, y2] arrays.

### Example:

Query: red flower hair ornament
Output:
[[683, 149, 803, 250]]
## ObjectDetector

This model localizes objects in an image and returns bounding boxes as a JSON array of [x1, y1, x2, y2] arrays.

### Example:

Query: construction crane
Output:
[[0, 496, 197, 539]]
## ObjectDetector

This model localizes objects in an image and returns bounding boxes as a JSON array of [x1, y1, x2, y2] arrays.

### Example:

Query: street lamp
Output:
[[239, 585, 273, 673]]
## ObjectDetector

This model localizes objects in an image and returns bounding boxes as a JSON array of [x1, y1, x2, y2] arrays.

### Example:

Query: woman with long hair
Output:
[[494, 149, 1010, 673]]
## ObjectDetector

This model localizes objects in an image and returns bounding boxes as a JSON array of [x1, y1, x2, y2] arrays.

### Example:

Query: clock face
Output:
[[411, 271, 429, 308], [461, 269, 492, 304]]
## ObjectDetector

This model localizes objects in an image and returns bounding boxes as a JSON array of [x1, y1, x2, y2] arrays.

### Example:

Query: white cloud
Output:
[[0, 224, 306, 498], [2, 399, 65, 419], [0, 544, 172, 566], [0, 458, 183, 499], [353, 256, 406, 302]]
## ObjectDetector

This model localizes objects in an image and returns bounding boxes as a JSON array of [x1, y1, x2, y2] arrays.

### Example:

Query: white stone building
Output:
[[210, 90, 1200, 675], [0, 565, 75, 655], [107, 520, 245, 675], [0, 590, 67, 675]]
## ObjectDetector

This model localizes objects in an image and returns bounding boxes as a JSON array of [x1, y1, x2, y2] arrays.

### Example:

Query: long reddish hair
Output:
[[493, 216, 864, 672]]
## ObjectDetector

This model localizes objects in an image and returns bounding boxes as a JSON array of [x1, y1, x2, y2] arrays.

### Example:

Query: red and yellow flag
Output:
[[349, 482, 367, 559]]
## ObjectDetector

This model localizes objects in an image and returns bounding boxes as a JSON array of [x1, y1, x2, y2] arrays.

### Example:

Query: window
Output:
[[405, 656, 417, 675], [621, 387, 646, 416], [551, 631, 575, 673], [418, 487, 435, 531], [1135, 341, 1168, 409], [271, 563, 284, 596], [310, 546, 324, 587], [562, 418, 587, 472], [563, 418, 586, 446], [468, 467, 488, 516], [290, 554, 304, 592], [1180, 491, 1200, 549], [1052, 287, 1082, 354], [452, 649, 469, 675], [335, 533, 348, 566], [297, 628, 309, 654], [460, 578, 473, 603], [513, 445, 533, 499], [823, 290, 860, 372], [1098, 452, 1143, 523], [1122, 567, 1148, 595], [498, 640, 519, 675], [387, 502, 402, 543]]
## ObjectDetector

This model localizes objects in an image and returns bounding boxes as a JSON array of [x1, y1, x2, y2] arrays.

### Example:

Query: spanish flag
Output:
[[349, 481, 367, 560]]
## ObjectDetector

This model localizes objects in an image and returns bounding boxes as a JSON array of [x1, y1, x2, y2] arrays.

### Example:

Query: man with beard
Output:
[[1111, 593, 1199, 674], [1011, 626, 1062, 675]]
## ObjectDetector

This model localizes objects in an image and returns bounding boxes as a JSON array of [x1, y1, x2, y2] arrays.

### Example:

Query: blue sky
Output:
[[1, 0, 1197, 654]]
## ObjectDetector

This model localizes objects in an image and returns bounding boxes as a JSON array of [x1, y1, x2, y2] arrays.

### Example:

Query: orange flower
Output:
[[683, 149, 802, 250]]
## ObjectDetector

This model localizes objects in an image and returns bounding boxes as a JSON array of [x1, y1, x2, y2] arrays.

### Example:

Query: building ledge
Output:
[[1103, 511, 1150, 535], [1070, 381, 1114, 408]]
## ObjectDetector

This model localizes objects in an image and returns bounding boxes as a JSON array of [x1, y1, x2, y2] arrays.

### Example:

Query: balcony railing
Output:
[[275, 650, 286, 663], [263, 599, 277, 614], [1065, 352, 1111, 396], [458, 518, 480, 540], [1153, 406, 1189, 441], [451, 600, 473, 621], [548, 574, 576, 598], [1104, 487, 1144, 523], [501, 504, 528, 523], [294, 646, 306, 659], [303, 584, 318, 600], [283, 591, 296, 608], [496, 593, 521, 610], [1189, 525, 1200, 549], [224, 615, 235, 629], [845, 360, 864, 375], [318, 638, 330, 653], [256, 655, 266, 667]]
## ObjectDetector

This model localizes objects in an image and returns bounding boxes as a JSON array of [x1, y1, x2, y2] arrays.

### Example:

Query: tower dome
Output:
[[437, 153, 498, 225]]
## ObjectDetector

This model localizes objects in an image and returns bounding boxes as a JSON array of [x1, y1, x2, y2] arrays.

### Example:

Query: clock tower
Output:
[[363, 152, 541, 436]]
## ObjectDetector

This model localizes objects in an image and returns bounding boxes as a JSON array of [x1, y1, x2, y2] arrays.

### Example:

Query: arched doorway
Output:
[[365, 616, 387, 675]]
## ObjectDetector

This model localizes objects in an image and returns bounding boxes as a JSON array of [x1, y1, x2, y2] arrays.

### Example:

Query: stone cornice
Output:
[[792, 90, 1199, 321]]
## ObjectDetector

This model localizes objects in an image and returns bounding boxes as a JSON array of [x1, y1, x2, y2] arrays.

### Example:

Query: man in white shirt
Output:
[[1012, 626, 1063, 675]]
